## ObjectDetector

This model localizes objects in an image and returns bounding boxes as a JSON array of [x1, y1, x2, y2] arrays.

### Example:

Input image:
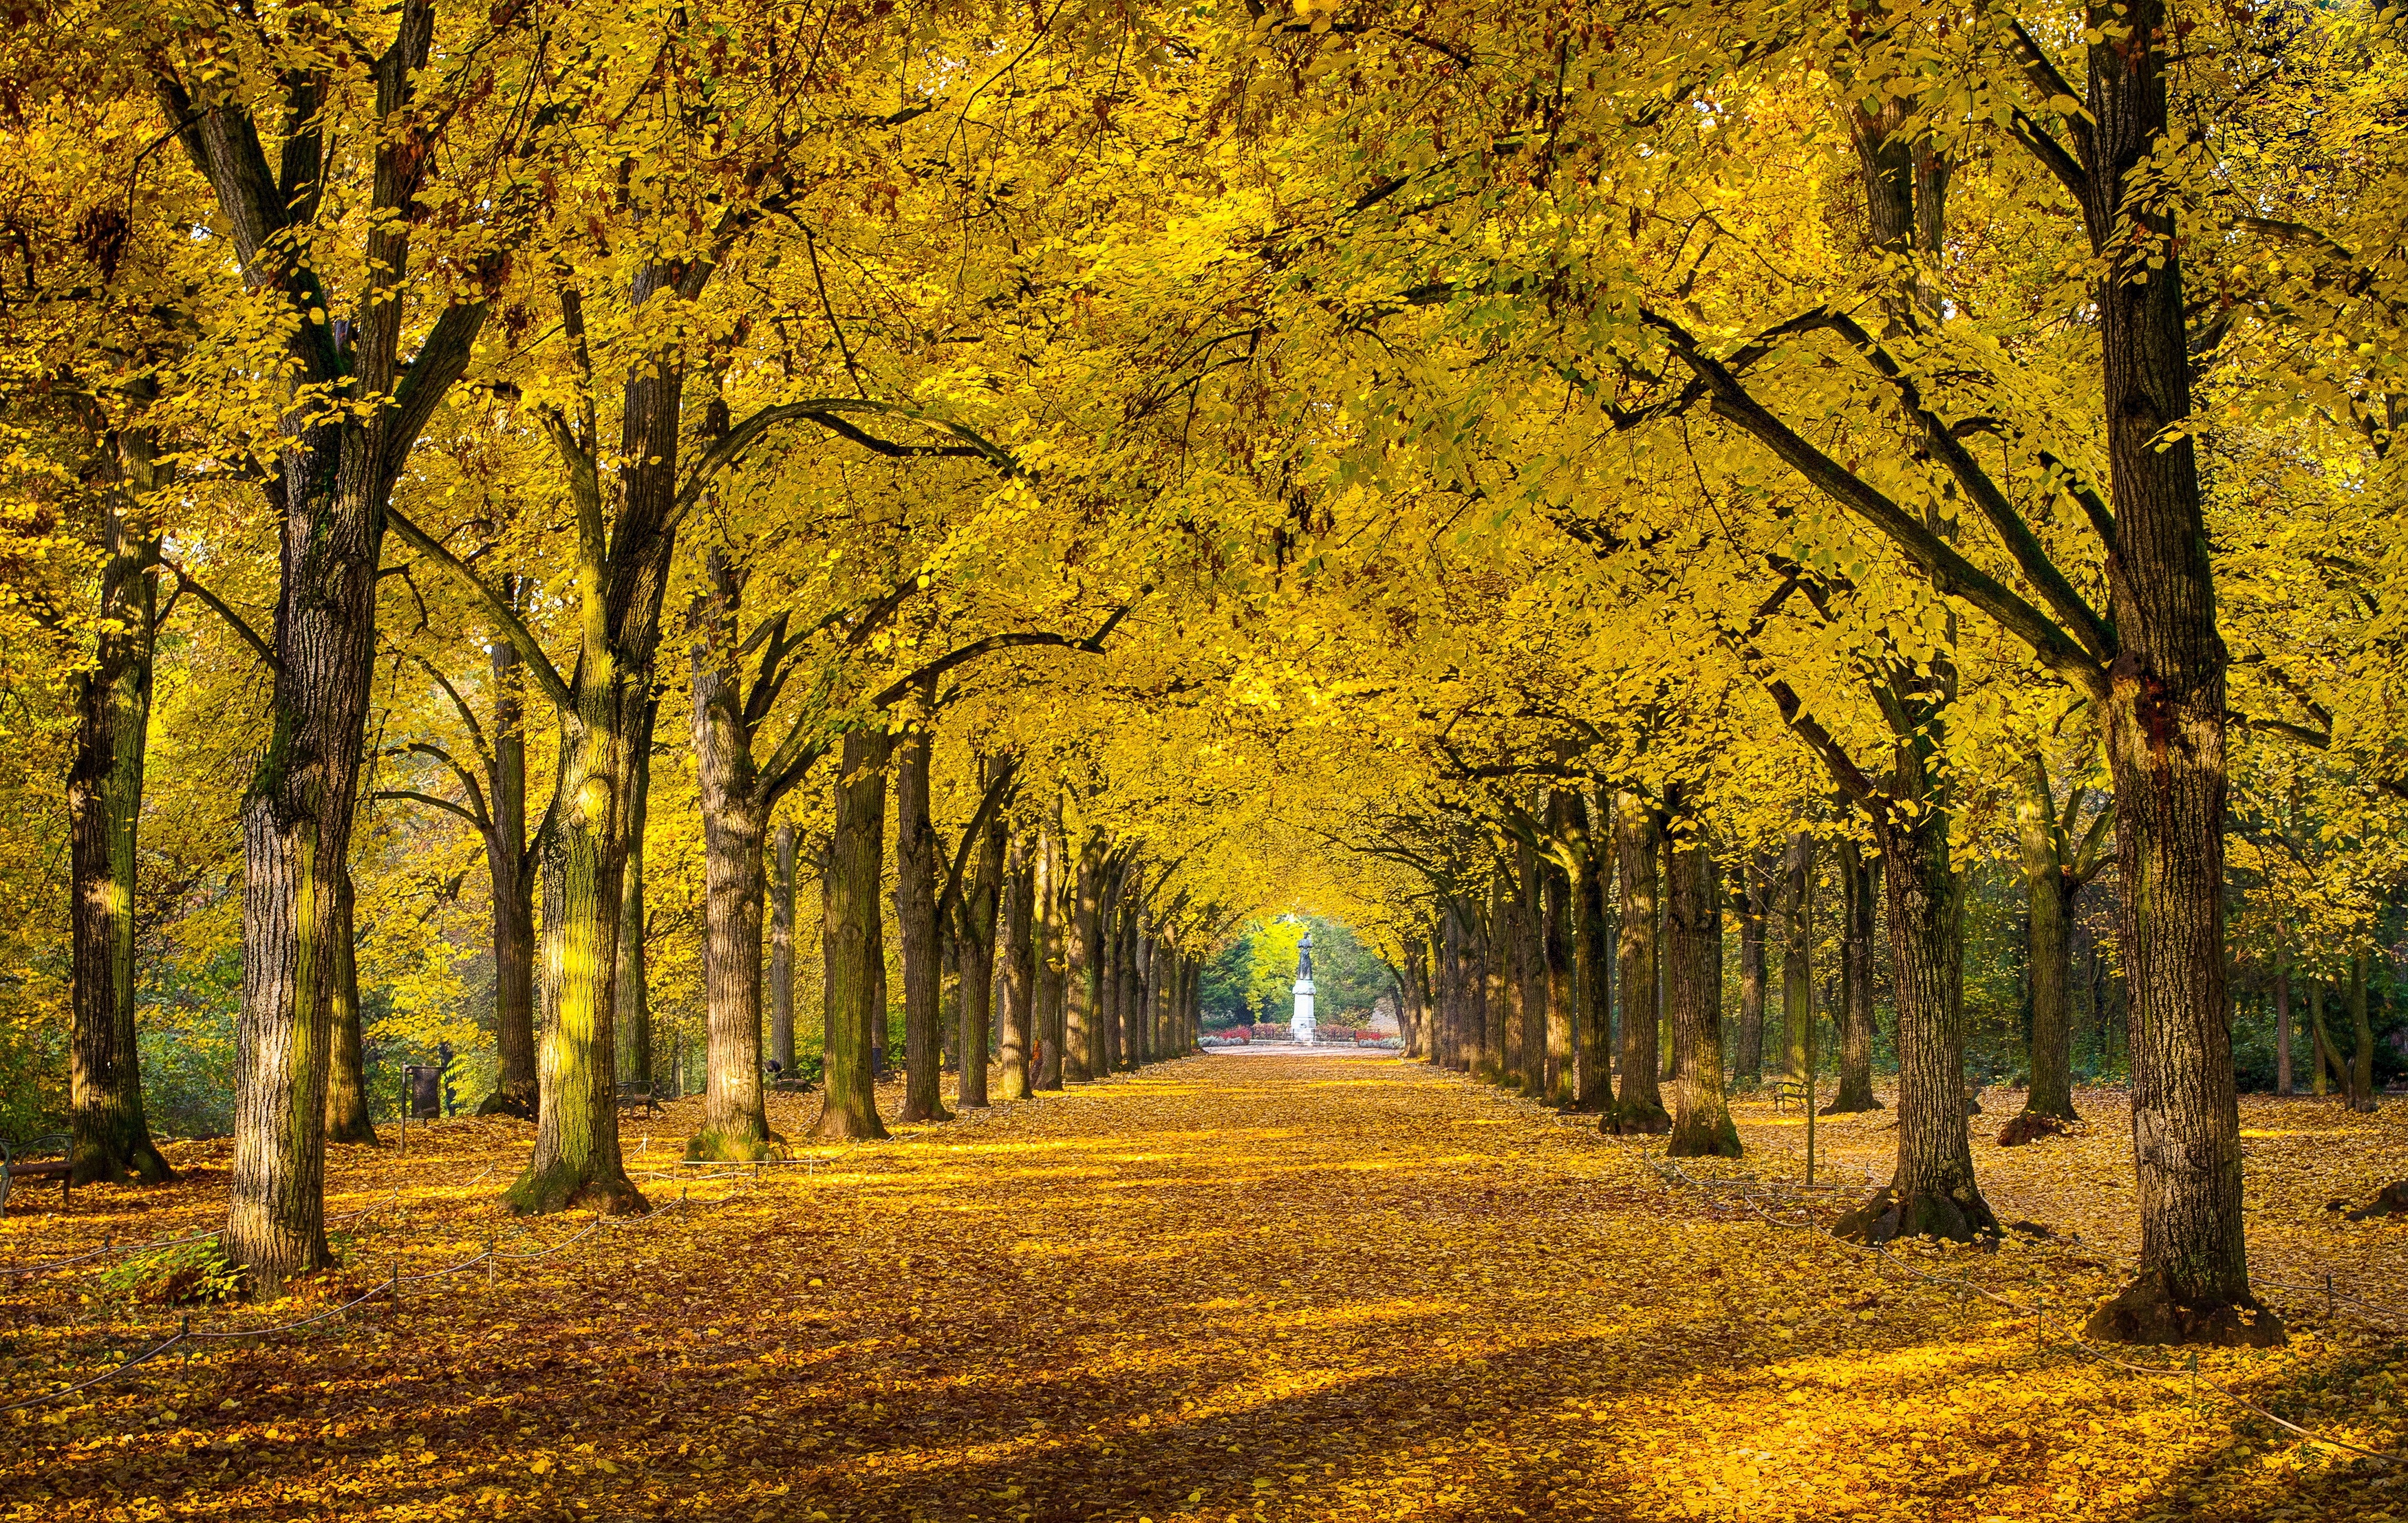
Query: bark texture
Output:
[[1609, 792, 1668, 1133], [770, 824, 797, 1073], [1664, 819, 1739, 1159], [812, 728, 893, 1141], [891, 710, 952, 1123], [1827, 839, 1882, 1114], [323, 867, 378, 1145]]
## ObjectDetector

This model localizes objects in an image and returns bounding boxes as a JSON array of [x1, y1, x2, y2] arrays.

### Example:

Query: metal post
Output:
[[398, 1074, 408, 1155], [1805, 1009, 1817, 1190]]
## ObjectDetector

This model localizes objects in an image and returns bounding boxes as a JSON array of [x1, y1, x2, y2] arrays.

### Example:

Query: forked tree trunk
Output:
[[813, 728, 893, 1141], [771, 824, 797, 1072], [67, 458, 172, 1185], [1836, 812, 1995, 1244], [323, 868, 379, 1145], [1665, 819, 1739, 1159], [1827, 839, 1882, 1114], [1609, 791, 1668, 1132], [169, 0, 488, 1293], [997, 831, 1036, 1099], [891, 711, 952, 1124]]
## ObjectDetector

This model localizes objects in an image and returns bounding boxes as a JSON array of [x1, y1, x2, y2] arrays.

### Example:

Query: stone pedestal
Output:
[[1291, 977, 1316, 1045]]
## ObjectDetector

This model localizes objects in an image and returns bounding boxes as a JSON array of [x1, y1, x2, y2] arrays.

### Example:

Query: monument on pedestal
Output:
[[1290, 931, 1317, 1045]]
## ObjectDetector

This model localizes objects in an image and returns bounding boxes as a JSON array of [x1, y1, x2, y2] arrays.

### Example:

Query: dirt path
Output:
[[1, 1053, 2400, 1522]]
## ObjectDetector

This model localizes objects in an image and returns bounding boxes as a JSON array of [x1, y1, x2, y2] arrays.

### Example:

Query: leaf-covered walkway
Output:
[[2, 1053, 2401, 1522]]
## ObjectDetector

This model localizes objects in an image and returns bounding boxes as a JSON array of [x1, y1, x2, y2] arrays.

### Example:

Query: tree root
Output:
[[504, 1160, 651, 1218], [682, 1128, 791, 1163], [808, 1101, 891, 1142], [2081, 1268, 2286, 1348], [475, 1086, 537, 1122], [1834, 1183, 2001, 1245], [1996, 1111, 2070, 1147], [2342, 1180, 2408, 1221], [69, 1139, 177, 1188], [1604, 1099, 1671, 1136], [1667, 1114, 1742, 1159], [1820, 1094, 1885, 1116]]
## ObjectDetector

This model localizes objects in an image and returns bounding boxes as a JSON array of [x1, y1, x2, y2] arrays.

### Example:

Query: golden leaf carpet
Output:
[[1, 1052, 2402, 1522]]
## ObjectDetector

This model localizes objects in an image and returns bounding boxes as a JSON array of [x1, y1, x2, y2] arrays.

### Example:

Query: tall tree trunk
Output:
[[1828, 839, 1882, 1114], [770, 823, 797, 1074], [892, 709, 952, 1123], [2346, 949, 2376, 1114], [1442, 906, 1474, 1073], [614, 701, 654, 1110], [1035, 806, 1067, 1090], [1781, 830, 1816, 1097], [2307, 980, 2331, 1099], [1542, 799, 1578, 1104], [169, 0, 490, 1292], [67, 455, 172, 1185], [998, 830, 1037, 1099], [955, 771, 1005, 1109], [1514, 841, 1548, 1094], [1065, 830, 1104, 1083], [1837, 812, 1996, 1244], [1665, 814, 1739, 1158], [1733, 851, 1770, 1088], [2272, 947, 2291, 1097], [812, 728, 893, 1141], [1609, 791, 1668, 1132], [323, 867, 378, 1145], [690, 585, 774, 1161], [2016, 760, 2082, 1123], [1574, 799, 1614, 1110], [2074, 0, 2272, 1345], [1483, 877, 1512, 1084], [510, 667, 648, 1216], [482, 632, 538, 1119]]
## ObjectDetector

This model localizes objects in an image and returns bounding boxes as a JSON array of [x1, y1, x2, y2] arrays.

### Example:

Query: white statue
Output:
[[1290, 931, 1317, 1045]]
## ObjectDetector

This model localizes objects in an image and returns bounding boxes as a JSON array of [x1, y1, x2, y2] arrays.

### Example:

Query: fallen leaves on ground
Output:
[[1, 1055, 2402, 1522]]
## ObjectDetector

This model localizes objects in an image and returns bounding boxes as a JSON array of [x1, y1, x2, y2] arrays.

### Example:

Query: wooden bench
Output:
[[614, 1083, 659, 1117]]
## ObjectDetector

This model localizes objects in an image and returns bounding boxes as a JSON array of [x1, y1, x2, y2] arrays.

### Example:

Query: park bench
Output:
[[614, 1083, 659, 1118]]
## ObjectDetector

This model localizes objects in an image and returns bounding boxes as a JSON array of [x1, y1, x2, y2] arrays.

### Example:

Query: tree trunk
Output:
[[1064, 830, 1104, 1083], [481, 631, 539, 1121], [812, 728, 894, 1141], [955, 771, 1006, 1109], [2271, 949, 2290, 1097], [67, 464, 172, 1185], [689, 598, 775, 1162], [1035, 807, 1066, 1090], [1515, 839, 1548, 1094], [1836, 812, 1995, 1244], [323, 867, 379, 1145], [1483, 878, 1511, 1084], [614, 701, 654, 1110], [2015, 763, 2081, 1123], [2074, 0, 2274, 1346], [1734, 852, 1770, 1087], [1828, 839, 1882, 1114], [175, 0, 488, 1293], [892, 710, 952, 1123], [1542, 797, 1578, 1104], [998, 830, 1036, 1099], [1574, 799, 1615, 1110], [771, 823, 797, 1073], [2347, 949, 2376, 1113], [1609, 791, 1668, 1132], [1665, 817, 1739, 1158], [508, 666, 647, 1216], [1780, 830, 1816, 1097]]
